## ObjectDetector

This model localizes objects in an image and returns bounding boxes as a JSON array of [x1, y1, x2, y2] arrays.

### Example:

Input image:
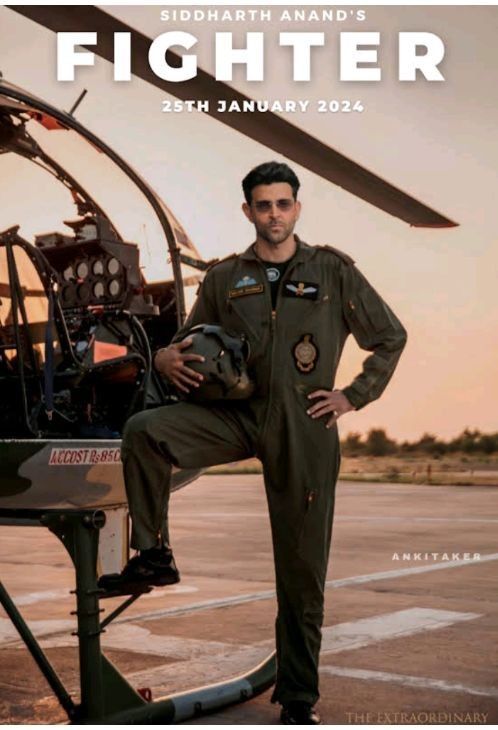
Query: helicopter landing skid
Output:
[[0, 507, 276, 724]]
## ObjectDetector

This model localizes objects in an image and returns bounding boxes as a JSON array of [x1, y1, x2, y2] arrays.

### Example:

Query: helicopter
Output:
[[0, 77, 207, 515], [0, 5, 457, 725]]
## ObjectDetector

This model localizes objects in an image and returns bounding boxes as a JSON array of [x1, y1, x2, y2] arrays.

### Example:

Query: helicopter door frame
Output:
[[0, 226, 69, 435]]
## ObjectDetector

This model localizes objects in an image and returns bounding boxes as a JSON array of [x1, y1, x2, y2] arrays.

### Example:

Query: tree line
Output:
[[341, 428, 498, 457]]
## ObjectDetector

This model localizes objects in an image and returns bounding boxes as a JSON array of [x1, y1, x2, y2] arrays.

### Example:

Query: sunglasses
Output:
[[252, 199, 295, 213]]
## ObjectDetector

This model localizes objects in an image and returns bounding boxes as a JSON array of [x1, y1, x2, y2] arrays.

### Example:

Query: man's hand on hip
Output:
[[154, 339, 205, 393], [307, 389, 354, 429]]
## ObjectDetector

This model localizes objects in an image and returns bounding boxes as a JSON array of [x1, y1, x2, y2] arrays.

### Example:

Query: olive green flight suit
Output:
[[121, 238, 407, 706]]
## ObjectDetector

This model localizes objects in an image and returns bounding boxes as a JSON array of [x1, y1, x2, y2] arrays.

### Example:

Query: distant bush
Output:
[[365, 429, 398, 456], [341, 428, 498, 456], [414, 433, 447, 456], [478, 434, 498, 454], [342, 432, 365, 457]]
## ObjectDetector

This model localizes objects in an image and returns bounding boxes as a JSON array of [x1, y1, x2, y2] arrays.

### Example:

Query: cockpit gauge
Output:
[[107, 257, 120, 275], [93, 281, 105, 298], [76, 260, 89, 279], [92, 259, 105, 276], [108, 279, 121, 297]]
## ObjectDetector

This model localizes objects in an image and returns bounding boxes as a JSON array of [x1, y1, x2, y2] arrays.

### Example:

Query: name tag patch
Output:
[[228, 283, 264, 298], [284, 281, 319, 300]]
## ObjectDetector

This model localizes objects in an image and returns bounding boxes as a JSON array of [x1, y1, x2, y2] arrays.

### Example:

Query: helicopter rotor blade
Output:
[[10, 4, 458, 228]]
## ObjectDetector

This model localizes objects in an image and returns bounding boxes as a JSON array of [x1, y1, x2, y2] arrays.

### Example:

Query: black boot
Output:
[[281, 701, 322, 725], [98, 545, 180, 596]]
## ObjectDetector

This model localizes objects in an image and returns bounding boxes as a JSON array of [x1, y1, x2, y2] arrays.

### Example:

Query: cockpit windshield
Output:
[[0, 83, 203, 293]]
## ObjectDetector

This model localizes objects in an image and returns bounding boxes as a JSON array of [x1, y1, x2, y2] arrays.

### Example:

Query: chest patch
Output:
[[228, 283, 264, 298], [234, 275, 258, 288], [293, 334, 319, 373], [266, 267, 281, 282], [283, 281, 319, 300]]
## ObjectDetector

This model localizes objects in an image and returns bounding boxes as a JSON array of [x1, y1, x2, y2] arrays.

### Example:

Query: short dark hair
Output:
[[242, 161, 300, 204]]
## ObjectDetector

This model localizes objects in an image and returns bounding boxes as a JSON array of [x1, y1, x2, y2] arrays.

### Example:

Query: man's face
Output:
[[242, 182, 301, 245]]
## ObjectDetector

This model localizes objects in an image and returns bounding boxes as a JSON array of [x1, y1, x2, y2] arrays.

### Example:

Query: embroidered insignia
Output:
[[266, 267, 280, 282], [284, 281, 319, 300], [235, 275, 257, 288], [293, 334, 319, 374], [228, 284, 264, 298]]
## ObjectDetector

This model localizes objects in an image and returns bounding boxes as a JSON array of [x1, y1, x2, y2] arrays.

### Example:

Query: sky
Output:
[[1, 4, 497, 442]]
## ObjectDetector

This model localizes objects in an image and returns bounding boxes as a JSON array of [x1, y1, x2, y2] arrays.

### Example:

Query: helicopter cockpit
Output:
[[0, 81, 206, 440]]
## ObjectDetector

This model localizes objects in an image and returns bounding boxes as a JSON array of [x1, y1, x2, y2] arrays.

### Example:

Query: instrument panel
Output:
[[59, 255, 125, 309]]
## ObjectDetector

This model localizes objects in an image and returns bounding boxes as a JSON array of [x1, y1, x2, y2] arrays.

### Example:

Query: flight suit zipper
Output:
[[258, 256, 301, 447]]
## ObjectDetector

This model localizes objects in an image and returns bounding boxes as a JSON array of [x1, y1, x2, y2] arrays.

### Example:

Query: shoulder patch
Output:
[[205, 252, 238, 273], [317, 245, 355, 265]]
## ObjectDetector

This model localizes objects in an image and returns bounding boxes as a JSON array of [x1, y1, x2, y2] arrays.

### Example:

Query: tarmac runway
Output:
[[0, 476, 497, 724]]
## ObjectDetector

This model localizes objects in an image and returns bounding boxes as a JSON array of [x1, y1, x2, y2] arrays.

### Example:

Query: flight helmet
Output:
[[179, 324, 254, 401]]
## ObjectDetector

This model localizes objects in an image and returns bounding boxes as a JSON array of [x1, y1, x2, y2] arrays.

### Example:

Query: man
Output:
[[119, 161, 407, 724]]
